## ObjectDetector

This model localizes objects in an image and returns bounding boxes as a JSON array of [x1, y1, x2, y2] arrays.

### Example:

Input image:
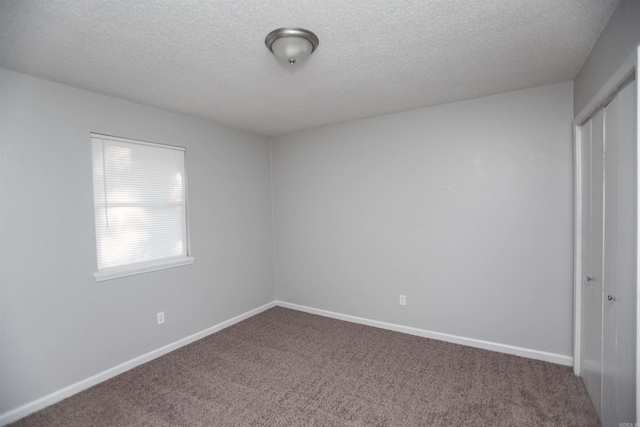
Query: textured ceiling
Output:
[[0, 0, 620, 136]]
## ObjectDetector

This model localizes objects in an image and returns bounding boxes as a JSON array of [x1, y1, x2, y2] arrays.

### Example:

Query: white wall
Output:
[[272, 82, 574, 357], [0, 68, 577, 419], [574, 0, 640, 116], [0, 68, 274, 414]]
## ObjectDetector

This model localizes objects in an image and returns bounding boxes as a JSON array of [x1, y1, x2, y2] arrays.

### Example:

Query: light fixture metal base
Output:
[[265, 27, 319, 66]]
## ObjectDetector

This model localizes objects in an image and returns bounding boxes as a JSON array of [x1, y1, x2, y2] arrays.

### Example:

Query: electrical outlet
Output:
[[157, 311, 165, 325], [399, 295, 406, 306]]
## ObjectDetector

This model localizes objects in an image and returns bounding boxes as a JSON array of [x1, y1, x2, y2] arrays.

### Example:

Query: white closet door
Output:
[[581, 108, 605, 416], [601, 79, 637, 425]]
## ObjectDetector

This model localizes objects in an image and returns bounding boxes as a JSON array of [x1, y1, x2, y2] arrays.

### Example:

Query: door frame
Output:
[[572, 46, 639, 418]]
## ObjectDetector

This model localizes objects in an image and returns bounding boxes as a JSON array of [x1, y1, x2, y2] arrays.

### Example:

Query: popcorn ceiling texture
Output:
[[0, 0, 619, 136]]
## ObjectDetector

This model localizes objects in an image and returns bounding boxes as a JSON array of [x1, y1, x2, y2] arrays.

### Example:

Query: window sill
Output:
[[93, 257, 195, 282]]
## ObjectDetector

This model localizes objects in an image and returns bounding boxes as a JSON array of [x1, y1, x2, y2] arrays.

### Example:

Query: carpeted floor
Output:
[[11, 307, 600, 426]]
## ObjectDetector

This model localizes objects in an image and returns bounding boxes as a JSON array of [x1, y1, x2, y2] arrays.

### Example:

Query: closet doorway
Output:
[[576, 72, 637, 425]]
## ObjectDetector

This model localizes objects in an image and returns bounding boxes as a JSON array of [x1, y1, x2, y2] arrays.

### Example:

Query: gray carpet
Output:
[[11, 307, 600, 426]]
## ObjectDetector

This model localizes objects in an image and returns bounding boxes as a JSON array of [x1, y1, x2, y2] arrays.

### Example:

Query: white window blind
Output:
[[91, 134, 193, 281]]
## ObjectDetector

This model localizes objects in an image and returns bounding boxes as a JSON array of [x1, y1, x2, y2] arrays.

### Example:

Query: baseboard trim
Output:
[[276, 301, 573, 367], [2, 299, 573, 425], [0, 301, 276, 426]]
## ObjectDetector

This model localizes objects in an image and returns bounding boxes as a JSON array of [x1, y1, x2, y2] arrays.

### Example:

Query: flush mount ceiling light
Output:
[[265, 27, 319, 66]]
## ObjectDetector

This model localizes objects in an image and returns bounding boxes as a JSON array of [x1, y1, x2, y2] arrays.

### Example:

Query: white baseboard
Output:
[[0, 301, 276, 426], [2, 299, 573, 425], [275, 300, 573, 367]]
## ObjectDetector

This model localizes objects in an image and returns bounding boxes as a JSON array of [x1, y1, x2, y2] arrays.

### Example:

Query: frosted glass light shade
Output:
[[271, 36, 313, 66], [265, 28, 319, 67]]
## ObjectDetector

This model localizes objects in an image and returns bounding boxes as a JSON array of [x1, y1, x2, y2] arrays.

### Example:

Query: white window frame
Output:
[[91, 133, 194, 282]]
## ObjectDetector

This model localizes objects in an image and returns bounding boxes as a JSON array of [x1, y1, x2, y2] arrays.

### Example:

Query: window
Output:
[[91, 133, 193, 281]]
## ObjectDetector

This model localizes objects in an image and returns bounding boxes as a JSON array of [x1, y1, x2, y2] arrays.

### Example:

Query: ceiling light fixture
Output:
[[265, 27, 319, 66]]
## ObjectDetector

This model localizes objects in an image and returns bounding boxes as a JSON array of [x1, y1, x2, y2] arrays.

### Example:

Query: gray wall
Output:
[[272, 82, 574, 356], [574, 0, 640, 116], [0, 68, 274, 413], [0, 69, 581, 416]]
